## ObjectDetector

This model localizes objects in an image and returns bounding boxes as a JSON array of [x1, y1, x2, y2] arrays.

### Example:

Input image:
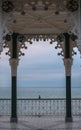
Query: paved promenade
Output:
[[0, 116, 81, 130]]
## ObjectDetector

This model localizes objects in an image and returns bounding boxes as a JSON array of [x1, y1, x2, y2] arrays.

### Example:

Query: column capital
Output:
[[63, 58, 73, 76], [9, 58, 19, 76]]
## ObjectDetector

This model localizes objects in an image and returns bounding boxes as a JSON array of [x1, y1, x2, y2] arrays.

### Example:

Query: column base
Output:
[[10, 117, 18, 123], [65, 117, 73, 122]]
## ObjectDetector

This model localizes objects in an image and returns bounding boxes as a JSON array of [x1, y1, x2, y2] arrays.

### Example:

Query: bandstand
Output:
[[0, 0, 81, 124]]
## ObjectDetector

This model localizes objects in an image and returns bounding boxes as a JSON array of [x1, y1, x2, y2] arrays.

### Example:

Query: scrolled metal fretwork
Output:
[[24, 34, 57, 44], [2, 0, 14, 13], [5, 34, 12, 41], [3, 34, 12, 57], [55, 33, 77, 57], [2, 33, 59, 58], [3, 33, 27, 58], [55, 34, 65, 56], [17, 34, 26, 43], [71, 34, 78, 42], [70, 33, 77, 56], [17, 42, 27, 57], [66, 0, 79, 12], [28, 0, 53, 11]]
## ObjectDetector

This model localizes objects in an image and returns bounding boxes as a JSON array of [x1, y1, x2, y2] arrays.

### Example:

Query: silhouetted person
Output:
[[38, 95, 41, 99]]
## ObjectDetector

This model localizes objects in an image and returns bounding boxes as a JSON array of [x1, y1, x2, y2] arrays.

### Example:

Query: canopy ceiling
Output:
[[0, 0, 81, 52], [4, 0, 76, 35]]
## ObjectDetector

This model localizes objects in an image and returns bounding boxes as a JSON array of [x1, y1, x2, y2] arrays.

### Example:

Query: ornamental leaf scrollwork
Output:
[[2, 0, 14, 13]]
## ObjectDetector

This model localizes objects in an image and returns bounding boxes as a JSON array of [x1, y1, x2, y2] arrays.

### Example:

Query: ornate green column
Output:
[[64, 59, 73, 122], [1, 33, 18, 122], [10, 59, 19, 122], [55, 32, 77, 122], [9, 33, 19, 122], [64, 33, 73, 122], [3, 33, 27, 122]]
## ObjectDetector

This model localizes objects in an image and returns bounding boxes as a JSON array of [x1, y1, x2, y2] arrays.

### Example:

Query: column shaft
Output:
[[10, 33, 19, 122], [65, 76, 72, 122], [64, 33, 73, 122], [11, 76, 17, 122]]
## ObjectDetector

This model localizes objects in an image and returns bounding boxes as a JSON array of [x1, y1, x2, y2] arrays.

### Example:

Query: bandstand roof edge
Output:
[[0, 0, 81, 53]]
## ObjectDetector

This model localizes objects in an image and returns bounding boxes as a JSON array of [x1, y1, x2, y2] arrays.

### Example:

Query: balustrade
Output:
[[0, 98, 81, 116]]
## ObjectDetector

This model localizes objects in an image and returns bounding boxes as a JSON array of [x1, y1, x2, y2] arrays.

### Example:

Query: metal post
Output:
[[4, 33, 27, 122], [64, 33, 73, 122], [10, 33, 18, 122]]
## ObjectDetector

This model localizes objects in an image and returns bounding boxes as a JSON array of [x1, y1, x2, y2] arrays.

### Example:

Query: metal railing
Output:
[[17, 98, 66, 116], [0, 98, 81, 116]]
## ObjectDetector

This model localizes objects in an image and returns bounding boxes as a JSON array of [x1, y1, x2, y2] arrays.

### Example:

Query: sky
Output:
[[0, 40, 81, 88]]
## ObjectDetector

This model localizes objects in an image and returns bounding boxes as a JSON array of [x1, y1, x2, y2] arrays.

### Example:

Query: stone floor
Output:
[[0, 116, 81, 130]]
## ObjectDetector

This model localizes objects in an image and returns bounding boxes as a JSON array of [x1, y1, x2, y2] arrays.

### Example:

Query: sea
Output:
[[0, 87, 81, 99]]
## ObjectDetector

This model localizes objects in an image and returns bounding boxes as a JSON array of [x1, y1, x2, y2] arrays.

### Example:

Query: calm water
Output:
[[0, 87, 81, 98]]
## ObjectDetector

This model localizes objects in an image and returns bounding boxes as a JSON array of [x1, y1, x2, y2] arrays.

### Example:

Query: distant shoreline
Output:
[[1, 87, 81, 88]]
